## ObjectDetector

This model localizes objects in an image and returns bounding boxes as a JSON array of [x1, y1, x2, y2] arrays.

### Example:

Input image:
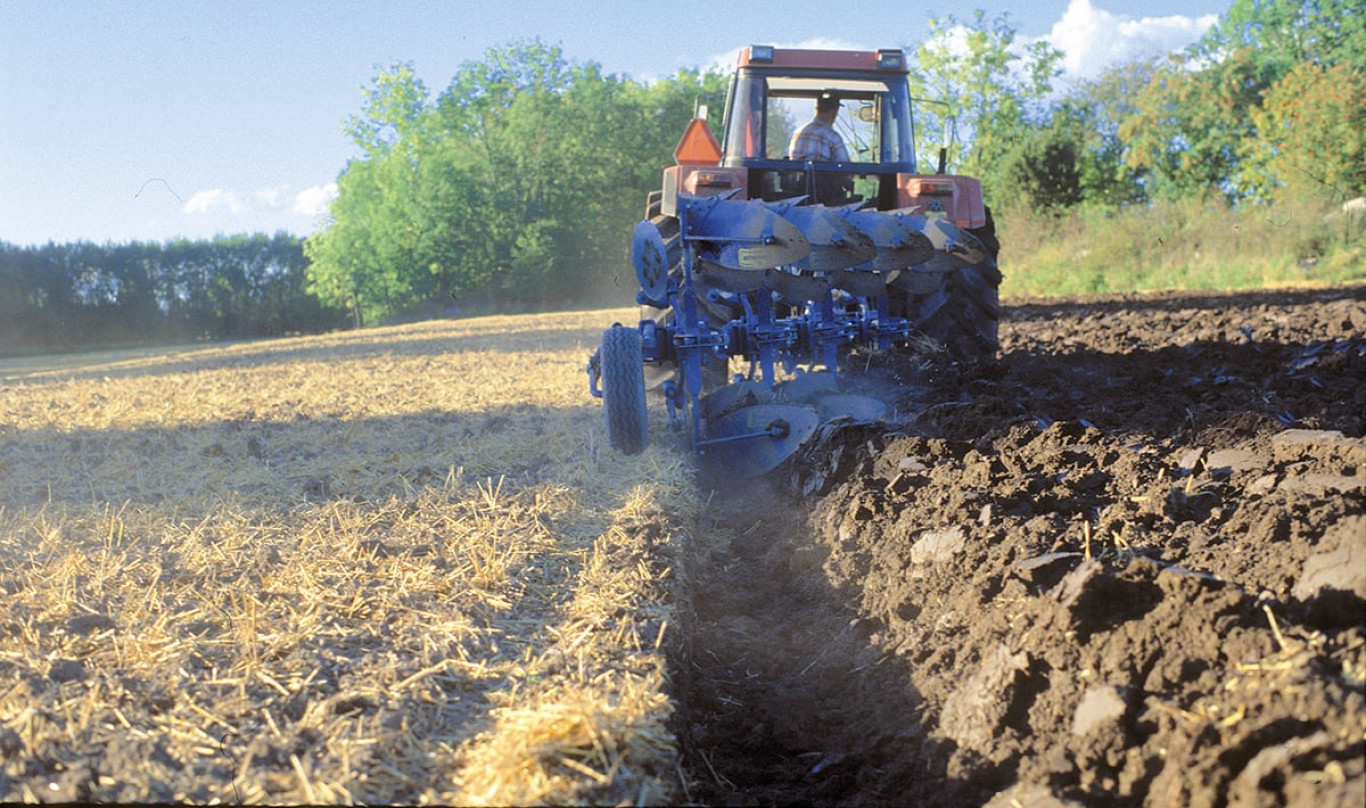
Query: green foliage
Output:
[[1001, 125, 1083, 213], [1203, 0, 1365, 70], [306, 42, 726, 324], [1053, 60, 1158, 206], [1245, 61, 1366, 202], [909, 11, 1062, 195], [0, 234, 345, 353], [344, 62, 432, 157], [305, 63, 446, 326], [904, 3, 1366, 296], [1120, 0, 1365, 203], [1121, 48, 1275, 202]]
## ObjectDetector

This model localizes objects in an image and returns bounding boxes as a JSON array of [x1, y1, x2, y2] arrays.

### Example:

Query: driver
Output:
[[788, 93, 850, 162]]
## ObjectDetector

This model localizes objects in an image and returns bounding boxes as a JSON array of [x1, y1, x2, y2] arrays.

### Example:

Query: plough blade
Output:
[[891, 213, 991, 267], [766, 202, 878, 272], [700, 390, 887, 477], [700, 379, 772, 421], [682, 196, 810, 270], [765, 269, 831, 303], [829, 267, 892, 297], [701, 403, 821, 478], [838, 208, 937, 270], [697, 262, 768, 293], [813, 393, 888, 422]]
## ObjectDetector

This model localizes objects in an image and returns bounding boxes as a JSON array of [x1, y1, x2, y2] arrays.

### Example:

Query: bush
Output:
[[1001, 129, 1084, 213]]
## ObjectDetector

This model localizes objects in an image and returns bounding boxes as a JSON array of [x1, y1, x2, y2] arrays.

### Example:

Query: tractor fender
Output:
[[896, 173, 987, 230]]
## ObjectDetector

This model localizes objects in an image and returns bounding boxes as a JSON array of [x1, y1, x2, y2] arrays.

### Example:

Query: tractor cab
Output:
[[721, 46, 918, 208], [661, 46, 985, 228]]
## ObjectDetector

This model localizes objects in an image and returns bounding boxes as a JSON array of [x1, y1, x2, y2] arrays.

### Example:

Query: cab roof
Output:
[[736, 46, 907, 73]]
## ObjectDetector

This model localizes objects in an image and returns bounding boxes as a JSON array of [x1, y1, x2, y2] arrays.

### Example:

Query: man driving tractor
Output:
[[788, 93, 849, 162]]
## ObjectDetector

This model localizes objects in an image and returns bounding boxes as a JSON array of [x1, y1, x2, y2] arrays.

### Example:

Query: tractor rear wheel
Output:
[[968, 205, 1001, 260], [906, 263, 1001, 362], [600, 325, 649, 455], [889, 233, 1001, 364]]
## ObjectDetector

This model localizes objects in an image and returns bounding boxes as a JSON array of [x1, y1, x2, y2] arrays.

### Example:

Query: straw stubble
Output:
[[0, 310, 694, 804]]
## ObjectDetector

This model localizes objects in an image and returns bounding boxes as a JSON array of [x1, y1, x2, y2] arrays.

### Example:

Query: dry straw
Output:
[[0, 309, 696, 804]]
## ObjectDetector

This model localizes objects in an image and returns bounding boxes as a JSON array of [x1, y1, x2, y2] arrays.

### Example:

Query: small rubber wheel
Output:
[[600, 325, 649, 454]]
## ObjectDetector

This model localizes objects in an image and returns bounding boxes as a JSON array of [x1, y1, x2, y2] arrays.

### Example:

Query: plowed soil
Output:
[[676, 286, 1366, 806]]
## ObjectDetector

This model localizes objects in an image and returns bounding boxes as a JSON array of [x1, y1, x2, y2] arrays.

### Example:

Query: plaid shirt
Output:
[[788, 118, 850, 162]]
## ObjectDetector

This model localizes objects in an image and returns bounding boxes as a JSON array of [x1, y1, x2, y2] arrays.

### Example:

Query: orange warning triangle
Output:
[[673, 118, 723, 166]]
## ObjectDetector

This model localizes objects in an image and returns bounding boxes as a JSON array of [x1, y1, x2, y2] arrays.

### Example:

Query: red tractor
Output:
[[590, 45, 1000, 474]]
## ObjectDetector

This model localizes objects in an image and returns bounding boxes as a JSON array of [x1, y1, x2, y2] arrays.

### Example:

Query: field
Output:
[[0, 312, 693, 804], [1, 286, 1364, 805]]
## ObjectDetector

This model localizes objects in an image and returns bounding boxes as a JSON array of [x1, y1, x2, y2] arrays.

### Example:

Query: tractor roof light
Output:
[[749, 45, 775, 63], [876, 49, 905, 70]]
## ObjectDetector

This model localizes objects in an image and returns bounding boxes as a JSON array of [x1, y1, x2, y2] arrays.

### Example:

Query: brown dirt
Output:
[[675, 286, 1366, 806]]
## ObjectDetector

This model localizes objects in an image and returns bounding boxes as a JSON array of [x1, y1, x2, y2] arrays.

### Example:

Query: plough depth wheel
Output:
[[599, 325, 649, 455]]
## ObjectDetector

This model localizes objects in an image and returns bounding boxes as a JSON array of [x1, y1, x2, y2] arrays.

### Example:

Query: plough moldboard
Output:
[[588, 191, 992, 476]]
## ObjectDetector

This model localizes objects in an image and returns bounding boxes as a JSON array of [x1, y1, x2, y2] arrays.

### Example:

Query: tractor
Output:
[[588, 45, 1000, 476]]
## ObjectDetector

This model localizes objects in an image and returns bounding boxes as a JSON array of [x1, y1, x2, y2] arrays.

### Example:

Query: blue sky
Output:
[[1, 0, 1231, 247]]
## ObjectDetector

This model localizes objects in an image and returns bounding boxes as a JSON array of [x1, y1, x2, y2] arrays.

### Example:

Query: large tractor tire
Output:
[[600, 325, 649, 455], [888, 222, 1001, 363], [968, 205, 1001, 260], [894, 262, 1001, 362]]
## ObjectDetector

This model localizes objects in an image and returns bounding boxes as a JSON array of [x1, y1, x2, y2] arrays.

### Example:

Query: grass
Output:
[[0, 310, 697, 804], [998, 196, 1366, 298]]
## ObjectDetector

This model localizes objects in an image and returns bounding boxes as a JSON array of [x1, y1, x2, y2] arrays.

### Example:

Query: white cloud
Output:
[[293, 183, 338, 216], [183, 189, 244, 215], [254, 185, 291, 209], [182, 183, 337, 220], [1044, 0, 1218, 81]]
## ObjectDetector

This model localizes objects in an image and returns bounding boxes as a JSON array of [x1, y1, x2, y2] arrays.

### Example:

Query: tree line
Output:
[[0, 234, 347, 352], [911, 0, 1363, 210], [4, 0, 1361, 348], [306, 0, 1361, 325]]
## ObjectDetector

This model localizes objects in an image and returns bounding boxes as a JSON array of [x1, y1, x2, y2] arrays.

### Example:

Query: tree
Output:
[[306, 63, 439, 325], [909, 11, 1063, 196], [1246, 61, 1366, 201], [1203, 0, 1365, 71], [1120, 0, 1365, 202], [307, 42, 727, 322], [0, 234, 342, 351], [1053, 58, 1160, 206], [1001, 124, 1083, 212], [1121, 48, 1274, 201]]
